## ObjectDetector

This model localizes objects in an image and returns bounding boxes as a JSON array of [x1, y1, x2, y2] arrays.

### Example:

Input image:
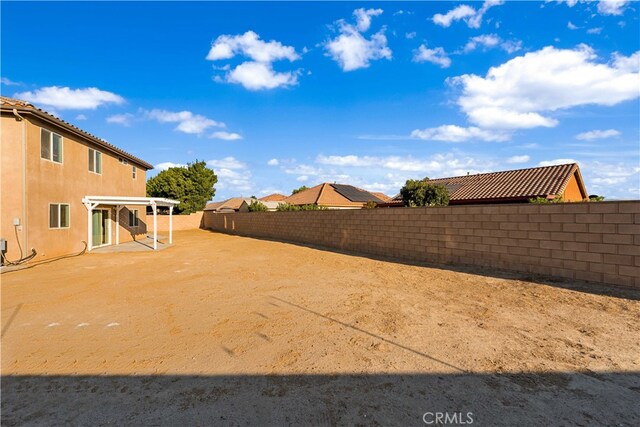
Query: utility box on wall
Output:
[[0, 238, 7, 266]]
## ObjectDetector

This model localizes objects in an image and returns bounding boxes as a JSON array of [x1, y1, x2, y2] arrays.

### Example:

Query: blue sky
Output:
[[2, 1, 639, 200]]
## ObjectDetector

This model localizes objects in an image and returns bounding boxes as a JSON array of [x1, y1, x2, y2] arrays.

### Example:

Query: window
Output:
[[88, 148, 102, 174], [41, 128, 63, 163], [128, 209, 139, 227], [49, 204, 70, 228], [119, 157, 129, 165], [132, 166, 137, 179]]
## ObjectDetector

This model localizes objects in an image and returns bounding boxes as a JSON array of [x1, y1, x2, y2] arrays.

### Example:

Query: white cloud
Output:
[[410, 125, 510, 142], [597, 0, 629, 16], [225, 61, 299, 90], [413, 46, 451, 68], [324, 8, 392, 71], [353, 8, 383, 32], [145, 109, 224, 134], [296, 175, 309, 182], [206, 31, 301, 90], [587, 27, 603, 34], [283, 164, 321, 176], [207, 156, 245, 170], [209, 131, 243, 141], [106, 113, 134, 126], [206, 30, 299, 63], [432, 5, 476, 27], [575, 129, 621, 140], [464, 34, 501, 52], [75, 114, 87, 121], [267, 158, 279, 166], [155, 162, 186, 171], [506, 155, 530, 164], [450, 45, 640, 129], [567, 21, 579, 30], [405, 32, 417, 39], [463, 34, 522, 54], [14, 86, 125, 110], [538, 158, 577, 167], [316, 153, 495, 175], [1, 77, 20, 86], [433, 1, 504, 29]]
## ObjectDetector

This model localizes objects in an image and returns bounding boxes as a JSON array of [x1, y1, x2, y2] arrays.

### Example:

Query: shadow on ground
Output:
[[202, 229, 640, 301], [3, 372, 639, 426]]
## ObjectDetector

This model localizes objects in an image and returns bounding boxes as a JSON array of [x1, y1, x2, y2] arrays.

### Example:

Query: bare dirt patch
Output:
[[2, 230, 639, 425]]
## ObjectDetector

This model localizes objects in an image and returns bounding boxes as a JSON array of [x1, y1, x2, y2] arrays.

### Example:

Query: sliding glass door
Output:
[[91, 209, 110, 247]]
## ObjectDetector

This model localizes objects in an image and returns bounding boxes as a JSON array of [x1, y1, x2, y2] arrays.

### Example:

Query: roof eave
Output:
[[2, 105, 154, 170]]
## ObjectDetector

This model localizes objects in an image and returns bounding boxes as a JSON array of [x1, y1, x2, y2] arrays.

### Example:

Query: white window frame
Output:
[[40, 128, 63, 164], [128, 209, 140, 227], [49, 203, 71, 229], [132, 166, 137, 179], [88, 148, 103, 174]]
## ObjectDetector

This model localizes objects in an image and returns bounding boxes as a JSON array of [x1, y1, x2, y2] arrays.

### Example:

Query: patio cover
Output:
[[81, 196, 180, 251]]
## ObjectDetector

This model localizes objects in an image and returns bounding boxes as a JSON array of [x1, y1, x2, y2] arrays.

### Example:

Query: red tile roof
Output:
[[1, 96, 153, 169], [282, 183, 383, 207], [386, 163, 586, 205], [259, 193, 287, 202], [370, 192, 391, 202]]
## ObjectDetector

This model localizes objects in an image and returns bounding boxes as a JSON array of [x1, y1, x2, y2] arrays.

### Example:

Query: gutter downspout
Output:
[[12, 108, 28, 255]]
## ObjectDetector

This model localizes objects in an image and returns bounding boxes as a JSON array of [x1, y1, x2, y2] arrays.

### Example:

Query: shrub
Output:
[[400, 179, 450, 207], [276, 203, 327, 211], [247, 200, 268, 212], [528, 195, 565, 204]]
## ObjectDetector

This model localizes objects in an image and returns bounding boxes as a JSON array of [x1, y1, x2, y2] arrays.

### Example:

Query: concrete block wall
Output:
[[149, 211, 203, 232], [203, 201, 640, 288]]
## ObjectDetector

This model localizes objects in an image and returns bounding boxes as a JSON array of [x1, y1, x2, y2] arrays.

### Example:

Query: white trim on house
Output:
[[81, 196, 179, 251]]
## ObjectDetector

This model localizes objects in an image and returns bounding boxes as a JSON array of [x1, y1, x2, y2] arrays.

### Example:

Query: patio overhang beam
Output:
[[81, 196, 180, 252]]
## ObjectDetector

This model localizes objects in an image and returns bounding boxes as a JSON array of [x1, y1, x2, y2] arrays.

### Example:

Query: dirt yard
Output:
[[2, 229, 639, 425]]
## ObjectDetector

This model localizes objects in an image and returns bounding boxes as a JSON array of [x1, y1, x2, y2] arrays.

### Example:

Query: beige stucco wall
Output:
[[148, 211, 203, 232], [1, 113, 149, 261], [204, 201, 640, 289]]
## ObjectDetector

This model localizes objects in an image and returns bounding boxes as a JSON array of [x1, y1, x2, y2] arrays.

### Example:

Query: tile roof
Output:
[[1, 96, 153, 169], [282, 183, 384, 207], [370, 192, 391, 202], [383, 163, 585, 205], [259, 193, 287, 202], [204, 197, 255, 211], [426, 163, 583, 202]]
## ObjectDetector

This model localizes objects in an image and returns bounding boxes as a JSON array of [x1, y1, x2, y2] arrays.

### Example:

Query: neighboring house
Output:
[[370, 192, 391, 202], [204, 197, 255, 213], [382, 163, 588, 206], [259, 193, 287, 202], [1, 96, 176, 262], [281, 183, 384, 209], [238, 200, 280, 212]]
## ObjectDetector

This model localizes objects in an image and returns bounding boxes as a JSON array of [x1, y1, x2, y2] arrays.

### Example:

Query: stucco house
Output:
[[281, 183, 384, 209], [1, 96, 177, 263], [238, 199, 280, 212]]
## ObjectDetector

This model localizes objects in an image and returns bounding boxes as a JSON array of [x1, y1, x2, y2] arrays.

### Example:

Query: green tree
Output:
[[291, 185, 309, 195], [400, 179, 450, 207], [247, 200, 268, 212], [146, 160, 217, 214]]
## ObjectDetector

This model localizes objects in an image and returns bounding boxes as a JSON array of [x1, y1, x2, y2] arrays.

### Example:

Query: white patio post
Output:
[[152, 201, 158, 250], [169, 206, 173, 245], [83, 200, 98, 252], [87, 205, 92, 252], [115, 205, 123, 245]]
